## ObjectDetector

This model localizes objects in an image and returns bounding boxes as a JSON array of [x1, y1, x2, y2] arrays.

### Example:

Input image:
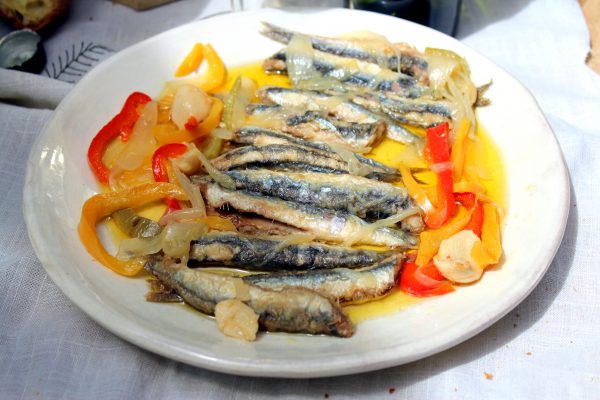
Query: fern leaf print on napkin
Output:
[[44, 42, 113, 83]]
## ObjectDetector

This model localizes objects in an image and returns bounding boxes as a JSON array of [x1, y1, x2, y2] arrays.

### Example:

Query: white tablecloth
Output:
[[1, 0, 598, 398]]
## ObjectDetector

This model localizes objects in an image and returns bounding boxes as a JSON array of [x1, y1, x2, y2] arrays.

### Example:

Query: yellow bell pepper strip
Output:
[[78, 182, 187, 276], [422, 122, 456, 229], [471, 203, 502, 267], [196, 44, 226, 93], [153, 97, 223, 144], [202, 215, 237, 231], [175, 43, 205, 77], [88, 92, 152, 185], [416, 207, 473, 267], [450, 118, 470, 182]]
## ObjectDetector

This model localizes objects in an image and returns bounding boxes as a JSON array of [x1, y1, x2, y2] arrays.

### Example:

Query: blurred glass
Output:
[[349, 0, 462, 36]]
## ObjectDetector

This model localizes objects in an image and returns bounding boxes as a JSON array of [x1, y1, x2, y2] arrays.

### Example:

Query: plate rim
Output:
[[22, 7, 571, 378]]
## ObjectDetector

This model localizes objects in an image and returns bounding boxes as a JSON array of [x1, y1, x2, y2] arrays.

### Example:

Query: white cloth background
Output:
[[1, 0, 598, 398]]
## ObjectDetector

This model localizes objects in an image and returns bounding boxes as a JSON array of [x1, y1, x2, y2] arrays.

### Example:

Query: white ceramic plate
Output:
[[23, 8, 569, 378]]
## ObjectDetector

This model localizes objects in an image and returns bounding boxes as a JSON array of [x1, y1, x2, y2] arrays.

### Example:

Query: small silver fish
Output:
[[229, 127, 399, 180], [246, 105, 384, 151], [243, 255, 403, 304], [353, 93, 452, 128], [145, 256, 354, 337], [193, 168, 413, 219], [202, 183, 418, 249], [188, 231, 392, 271], [260, 22, 429, 80], [263, 49, 428, 97], [258, 86, 419, 144]]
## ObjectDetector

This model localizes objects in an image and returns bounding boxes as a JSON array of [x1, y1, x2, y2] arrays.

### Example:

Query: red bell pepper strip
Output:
[[151, 143, 188, 211], [423, 122, 456, 229], [87, 92, 152, 185], [455, 192, 484, 237], [400, 258, 454, 297]]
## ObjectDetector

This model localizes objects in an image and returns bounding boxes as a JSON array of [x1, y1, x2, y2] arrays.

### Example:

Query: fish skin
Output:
[[353, 94, 452, 128], [258, 86, 419, 144], [203, 183, 419, 249], [211, 143, 348, 174], [188, 231, 392, 271], [230, 126, 398, 180], [263, 49, 428, 98], [246, 105, 384, 151], [260, 22, 428, 79], [193, 168, 412, 219], [145, 256, 354, 337], [243, 255, 403, 304], [208, 207, 305, 236], [212, 139, 400, 181]]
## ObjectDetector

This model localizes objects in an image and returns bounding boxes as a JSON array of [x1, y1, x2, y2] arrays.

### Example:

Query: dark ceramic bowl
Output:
[[349, 0, 462, 36]]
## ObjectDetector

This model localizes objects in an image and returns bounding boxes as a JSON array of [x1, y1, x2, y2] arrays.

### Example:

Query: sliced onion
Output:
[[200, 136, 224, 160], [271, 234, 316, 253], [171, 84, 212, 130], [172, 161, 206, 214], [159, 208, 207, 226], [327, 142, 373, 177], [211, 127, 233, 140], [430, 161, 453, 174], [342, 208, 420, 247], [117, 235, 162, 260], [114, 101, 157, 171], [196, 148, 235, 190], [287, 33, 316, 85], [222, 76, 257, 130], [161, 221, 208, 264], [367, 208, 420, 230]]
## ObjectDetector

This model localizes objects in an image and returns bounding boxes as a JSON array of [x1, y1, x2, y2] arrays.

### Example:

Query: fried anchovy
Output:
[[246, 105, 384, 151], [258, 86, 419, 144], [260, 22, 428, 79], [263, 49, 428, 97], [188, 231, 392, 271], [211, 141, 400, 182], [352, 93, 452, 128], [203, 183, 418, 249], [244, 255, 402, 304], [230, 126, 398, 179], [145, 256, 354, 337], [193, 169, 412, 219]]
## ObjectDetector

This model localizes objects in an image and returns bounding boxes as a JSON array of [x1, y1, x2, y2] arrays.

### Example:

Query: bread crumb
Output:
[[388, 387, 396, 394], [526, 352, 532, 356], [484, 372, 494, 380]]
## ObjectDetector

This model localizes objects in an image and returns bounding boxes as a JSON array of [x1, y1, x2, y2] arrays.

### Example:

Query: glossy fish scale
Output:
[[243, 255, 402, 304], [246, 105, 384, 151], [145, 257, 354, 337], [193, 169, 412, 219], [188, 231, 392, 270], [260, 22, 428, 79], [263, 49, 427, 97], [285, 111, 385, 151], [258, 86, 419, 144], [352, 94, 453, 128], [211, 143, 348, 174], [231, 126, 398, 180], [203, 183, 418, 249]]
